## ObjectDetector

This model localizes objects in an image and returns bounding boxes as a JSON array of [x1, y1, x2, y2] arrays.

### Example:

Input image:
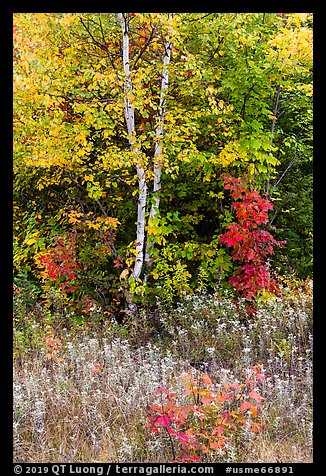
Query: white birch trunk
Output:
[[119, 13, 147, 282], [145, 14, 173, 265]]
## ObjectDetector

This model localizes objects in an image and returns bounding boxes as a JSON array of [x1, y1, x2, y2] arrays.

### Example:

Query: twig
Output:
[[270, 193, 294, 225], [266, 85, 281, 194], [79, 15, 121, 84], [272, 157, 296, 190], [164, 427, 176, 461], [186, 13, 214, 22], [132, 25, 157, 70], [98, 16, 119, 74]]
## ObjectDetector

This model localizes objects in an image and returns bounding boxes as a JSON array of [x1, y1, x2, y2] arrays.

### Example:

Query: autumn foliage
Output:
[[220, 175, 286, 307], [13, 13, 312, 309], [38, 233, 81, 294], [148, 366, 266, 462], [12, 13, 313, 465]]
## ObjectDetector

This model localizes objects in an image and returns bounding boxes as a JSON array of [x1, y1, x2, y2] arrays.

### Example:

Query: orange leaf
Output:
[[210, 439, 226, 449], [250, 406, 258, 418], [200, 374, 212, 386], [249, 389, 264, 403], [181, 374, 192, 380], [240, 400, 255, 412], [251, 422, 266, 433], [150, 404, 162, 412], [201, 395, 214, 405]]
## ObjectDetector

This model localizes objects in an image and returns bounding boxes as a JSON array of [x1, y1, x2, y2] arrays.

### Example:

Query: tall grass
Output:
[[13, 280, 313, 463]]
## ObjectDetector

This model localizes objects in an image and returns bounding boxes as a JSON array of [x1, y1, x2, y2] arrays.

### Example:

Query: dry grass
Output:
[[240, 432, 313, 463], [14, 281, 313, 463], [14, 338, 184, 462]]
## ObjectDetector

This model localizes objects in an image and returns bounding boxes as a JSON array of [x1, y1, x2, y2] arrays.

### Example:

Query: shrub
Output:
[[148, 366, 266, 462], [220, 175, 286, 312]]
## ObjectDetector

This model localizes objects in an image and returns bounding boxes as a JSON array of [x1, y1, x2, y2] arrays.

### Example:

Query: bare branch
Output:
[[266, 85, 281, 194], [44, 91, 114, 104], [79, 16, 107, 51], [98, 16, 119, 73]]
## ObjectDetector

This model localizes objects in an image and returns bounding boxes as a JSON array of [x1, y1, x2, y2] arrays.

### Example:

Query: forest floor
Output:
[[13, 280, 313, 463]]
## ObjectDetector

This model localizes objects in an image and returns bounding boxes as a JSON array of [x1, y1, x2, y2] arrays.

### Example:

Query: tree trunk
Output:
[[145, 14, 173, 266], [119, 13, 148, 282], [266, 85, 281, 194]]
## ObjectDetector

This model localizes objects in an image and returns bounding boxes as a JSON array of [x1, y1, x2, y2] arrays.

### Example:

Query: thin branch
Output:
[[95, 199, 109, 218], [98, 16, 119, 73], [79, 17, 107, 51], [270, 193, 295, 225], [239, 83, 257, 120], [44, 91, 115, 104], [266, 85, 281, 194], [270, 85, 281, 137], [270, 132, 300, 196], [79, 16, 120, 81], [132, 25, 157, 70], [185, 13, 214, 22], [207, 33, 224, 63], [111, 175, 136, 200], [164, 427, 176, 461], [277, 105, 291, 120], [272, 157, 296, 190]]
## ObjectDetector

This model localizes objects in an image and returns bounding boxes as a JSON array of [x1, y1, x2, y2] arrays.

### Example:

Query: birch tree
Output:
[[118, 13, 174, 284], [145, 14, 173, 267], [14, 13, 312, 310], [118, 13, 148, 282]]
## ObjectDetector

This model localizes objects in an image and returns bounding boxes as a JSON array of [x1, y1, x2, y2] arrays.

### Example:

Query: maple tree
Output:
[[38, 233, 82, 294], [13, 13, 312, 314], [219, 174, 286, 310]]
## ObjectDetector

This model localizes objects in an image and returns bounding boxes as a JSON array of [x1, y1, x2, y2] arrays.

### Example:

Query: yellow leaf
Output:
[[120, 269, 129, 281], [126, 257, 134, 267], [25, 237, 36, 245], [180, 374, 192, 381]]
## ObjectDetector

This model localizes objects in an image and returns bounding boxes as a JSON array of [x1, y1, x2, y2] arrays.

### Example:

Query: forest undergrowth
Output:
[[13, 279, 313, 463]]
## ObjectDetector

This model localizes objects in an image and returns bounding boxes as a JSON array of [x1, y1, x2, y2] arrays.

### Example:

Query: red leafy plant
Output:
[[147, 365, 266, 463], [38, 233, 81, 294], [45, 334, 64, 362], [220, 175, 285, 310]]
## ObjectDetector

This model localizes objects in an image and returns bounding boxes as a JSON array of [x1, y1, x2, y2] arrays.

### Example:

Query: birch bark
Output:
[[119, 13, 148, 282], [145, 14, 173, 265]]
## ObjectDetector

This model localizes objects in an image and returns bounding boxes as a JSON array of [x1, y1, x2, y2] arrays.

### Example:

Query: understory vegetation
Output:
[[14, 279, 312, 463], [13, 12, 313, 464]]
